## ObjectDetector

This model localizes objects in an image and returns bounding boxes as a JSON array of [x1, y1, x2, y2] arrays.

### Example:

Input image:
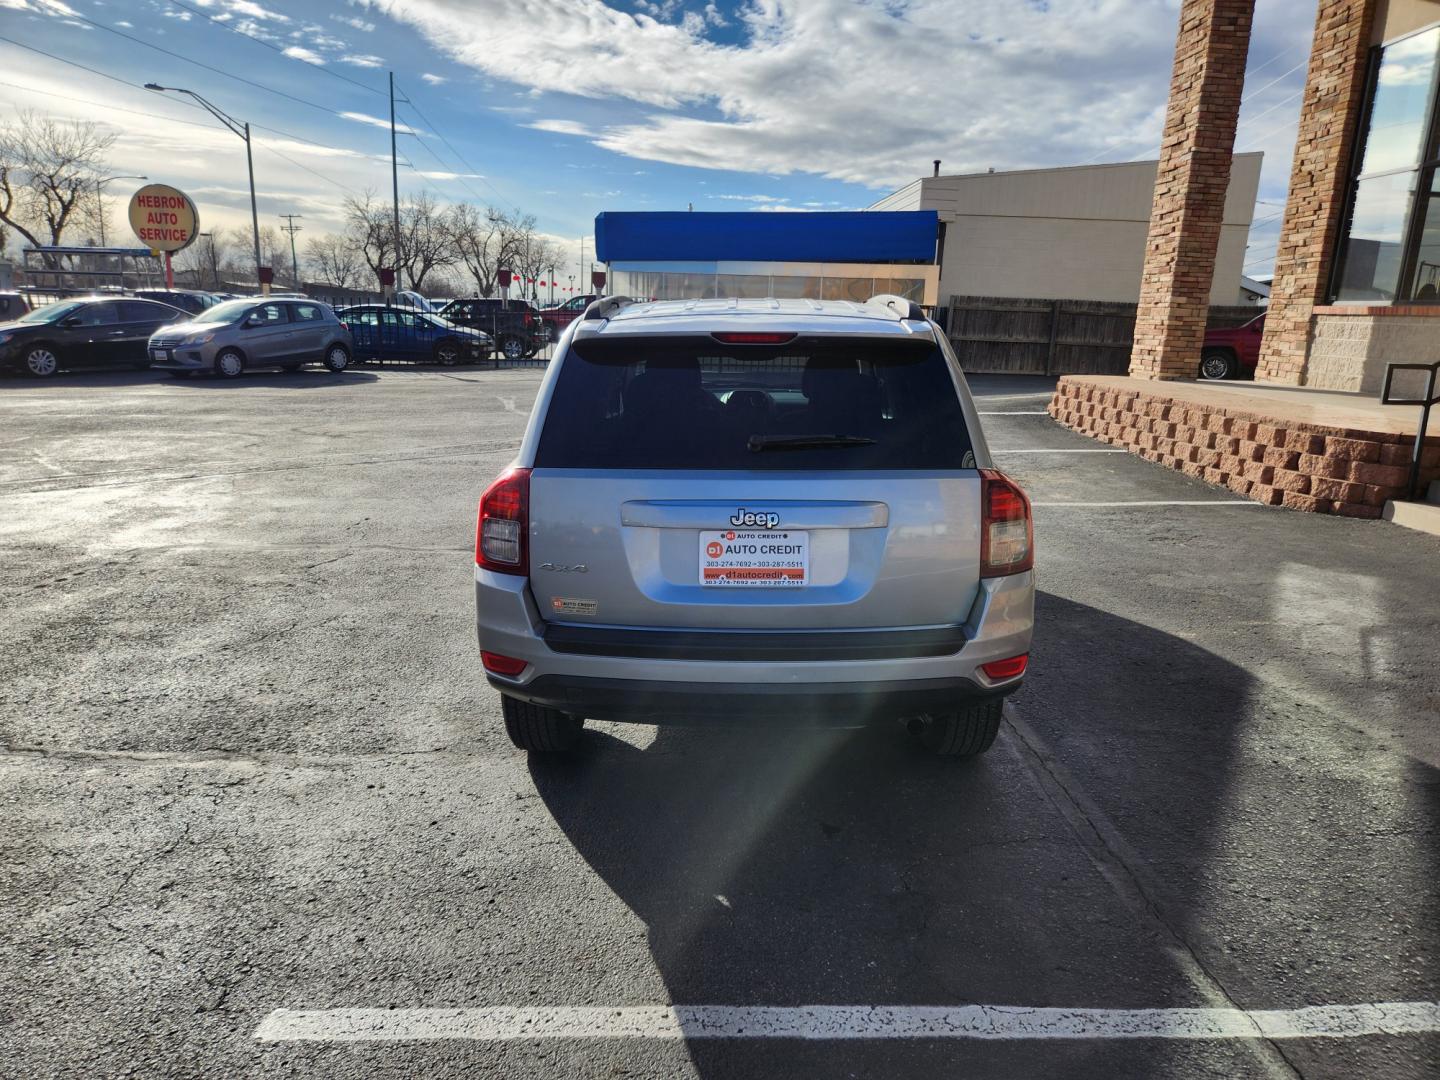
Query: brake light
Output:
[[711, 332, 797, 345], [523, 312, 535, 327], [481, 651, 528, 676], [979, 469, 1033, 577], [981, 654, 1028, 680], [476, 467, 531, 575]]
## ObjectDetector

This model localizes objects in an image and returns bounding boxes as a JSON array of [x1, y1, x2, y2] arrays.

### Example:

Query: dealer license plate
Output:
[[150, 349, 170, 363], [699, 529, 808, 587]]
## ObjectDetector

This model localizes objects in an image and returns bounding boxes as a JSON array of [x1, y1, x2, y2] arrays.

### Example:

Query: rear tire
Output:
[[501, 695, 583, 752], [1199, 348, 1237, 380], [911, 699, 1003, 758], [322, 344, 350, 372]]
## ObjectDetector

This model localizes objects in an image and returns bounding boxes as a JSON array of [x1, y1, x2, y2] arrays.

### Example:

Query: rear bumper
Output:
[[491, 672, 1017, 725], [476, 568, 1033, 725]]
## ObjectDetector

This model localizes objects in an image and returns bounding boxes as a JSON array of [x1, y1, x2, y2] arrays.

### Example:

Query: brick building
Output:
[[1051, 0, 1440, 520], [1133, 0, 1440, 391]]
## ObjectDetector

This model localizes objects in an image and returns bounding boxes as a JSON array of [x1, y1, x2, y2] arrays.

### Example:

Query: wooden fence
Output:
[[943, 295, 1263, 376]]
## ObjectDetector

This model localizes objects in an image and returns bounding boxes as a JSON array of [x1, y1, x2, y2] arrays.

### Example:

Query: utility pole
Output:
[[548, 264, 556, 305], [390, 71, 403, 293], [279, 214, 303, 288], [200, 231, 218, 290]]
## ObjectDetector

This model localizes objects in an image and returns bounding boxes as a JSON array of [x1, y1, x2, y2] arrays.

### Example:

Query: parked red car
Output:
[[1200, 312, 1265, 380], [538, 293, 597, 342]]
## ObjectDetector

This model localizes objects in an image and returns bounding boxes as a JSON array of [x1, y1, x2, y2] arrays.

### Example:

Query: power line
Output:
[[396, 87, 523, 213], [54, 12, 362, 122], [0, 39, 384, 167], [164, 0, 387, 98]]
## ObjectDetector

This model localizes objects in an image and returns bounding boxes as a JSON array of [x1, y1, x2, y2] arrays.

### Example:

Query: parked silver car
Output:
[[474, 296, 1036, 757], [148, 298, 353, 378]]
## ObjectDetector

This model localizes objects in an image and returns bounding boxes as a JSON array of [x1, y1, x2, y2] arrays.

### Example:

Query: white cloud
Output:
[[225, 0, 288, 21], [0, 0, 78, 14], [417, 170, 486, 180], [340, 111, 422, 135], [282, 44, 326, 64], [421, 73, 447, 84], [340, 53, 385, 67], [331, 13, 375, 31], [529, 119, 588, 137], [713, 194, 788, 203], [350, 0, 1313, 189]]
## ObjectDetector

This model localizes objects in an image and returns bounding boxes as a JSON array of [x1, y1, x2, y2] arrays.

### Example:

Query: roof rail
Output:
[[581, 295, 636, 321], [866, 294, 926, 321]]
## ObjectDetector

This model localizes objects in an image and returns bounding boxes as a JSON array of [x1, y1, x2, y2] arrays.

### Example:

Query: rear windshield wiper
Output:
[[748, 434, 878, 452]]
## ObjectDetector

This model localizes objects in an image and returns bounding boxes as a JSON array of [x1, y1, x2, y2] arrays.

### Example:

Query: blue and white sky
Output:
[[2, 0, 1317, 283]]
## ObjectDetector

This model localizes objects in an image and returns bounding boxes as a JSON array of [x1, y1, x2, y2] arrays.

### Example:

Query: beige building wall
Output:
[[871, 155, 1262, 306], [1374, 0, 1440, 42]]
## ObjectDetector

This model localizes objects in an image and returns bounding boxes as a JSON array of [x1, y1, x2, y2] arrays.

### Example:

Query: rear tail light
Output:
[[979, 469, 1033, 577], [981, 654, 1028, 680], [523, 312, 535, 328], [481, 651, 528, 677], [476, 467, 531, 575]]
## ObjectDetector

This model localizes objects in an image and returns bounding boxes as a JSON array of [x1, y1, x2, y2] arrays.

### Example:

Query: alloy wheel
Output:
[[25, 348, 58, 377]]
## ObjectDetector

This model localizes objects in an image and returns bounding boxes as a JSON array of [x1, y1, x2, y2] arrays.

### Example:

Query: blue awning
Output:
[[594, 211, 938, 264]]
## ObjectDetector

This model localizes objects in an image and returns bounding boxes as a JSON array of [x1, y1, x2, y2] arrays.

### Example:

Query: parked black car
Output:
[[336, 304, 493, 365], [437, 297, 548, 361], [133, 289, 221, 315], [0, 297, 189, 377]]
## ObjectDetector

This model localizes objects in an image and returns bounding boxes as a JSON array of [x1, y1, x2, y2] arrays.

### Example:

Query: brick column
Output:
[[1130, 0, 1255, 380], [1256, 0, 1378, 385]]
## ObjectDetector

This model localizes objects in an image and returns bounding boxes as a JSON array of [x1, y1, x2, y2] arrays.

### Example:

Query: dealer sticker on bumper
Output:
[[699, 530, 808, 587]]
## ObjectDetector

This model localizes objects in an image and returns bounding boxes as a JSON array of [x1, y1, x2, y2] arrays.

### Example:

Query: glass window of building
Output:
[[1334, 25, 1440, 303]]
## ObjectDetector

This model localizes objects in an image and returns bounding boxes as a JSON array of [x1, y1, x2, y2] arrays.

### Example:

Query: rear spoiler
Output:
[[581, 296, 635, 322]]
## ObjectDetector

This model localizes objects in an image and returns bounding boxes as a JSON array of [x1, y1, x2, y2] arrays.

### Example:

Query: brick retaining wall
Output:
[[1048, 377, 1440, 517]]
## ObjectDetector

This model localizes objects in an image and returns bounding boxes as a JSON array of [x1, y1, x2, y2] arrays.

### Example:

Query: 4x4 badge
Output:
[[730, 508, 781, 529]]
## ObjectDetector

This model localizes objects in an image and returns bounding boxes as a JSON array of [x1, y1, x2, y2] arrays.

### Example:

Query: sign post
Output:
[[128, 185, 198, 290]]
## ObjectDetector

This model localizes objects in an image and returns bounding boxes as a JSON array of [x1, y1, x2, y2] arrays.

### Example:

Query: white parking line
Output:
[[255, 1001, 1440, 1043], [1032, 500, 1260, 508]]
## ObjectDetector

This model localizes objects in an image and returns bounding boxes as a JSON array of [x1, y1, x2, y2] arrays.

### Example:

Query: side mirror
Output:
[[59, 316, 81, 328]]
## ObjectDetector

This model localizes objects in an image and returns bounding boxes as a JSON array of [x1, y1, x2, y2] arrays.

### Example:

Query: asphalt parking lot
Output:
[[3, 367, 1438, 1079]]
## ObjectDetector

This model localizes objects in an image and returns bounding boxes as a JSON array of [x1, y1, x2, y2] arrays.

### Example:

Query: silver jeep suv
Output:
[[474, 296, 1035, 757]]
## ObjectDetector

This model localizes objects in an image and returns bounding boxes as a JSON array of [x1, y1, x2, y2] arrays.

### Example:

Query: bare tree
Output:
[[398, 191, 455, 292], [342, 190, 397, 290], [304, 232, 365, 288], [515, 235, 565, 302], [0, 111, 115, 252], [445, 203, 532, 297]]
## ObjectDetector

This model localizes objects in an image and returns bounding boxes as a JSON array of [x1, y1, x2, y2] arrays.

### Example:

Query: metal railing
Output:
[[1380, 360, 1440, 500]]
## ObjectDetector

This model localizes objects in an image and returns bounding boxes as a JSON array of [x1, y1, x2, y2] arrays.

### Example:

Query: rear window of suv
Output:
[[535, 334, 974, 470]]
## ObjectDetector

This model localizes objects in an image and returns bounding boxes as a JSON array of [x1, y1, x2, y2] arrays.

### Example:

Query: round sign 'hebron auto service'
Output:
[[127, 184, 199, 253]]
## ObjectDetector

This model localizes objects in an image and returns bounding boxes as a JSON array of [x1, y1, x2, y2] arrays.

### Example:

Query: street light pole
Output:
[[144, 84, 263, 292], [95, 174, 146, 248]]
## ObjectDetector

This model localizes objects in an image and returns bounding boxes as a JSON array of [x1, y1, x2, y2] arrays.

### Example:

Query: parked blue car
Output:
[[336, 304, 493, 365]]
